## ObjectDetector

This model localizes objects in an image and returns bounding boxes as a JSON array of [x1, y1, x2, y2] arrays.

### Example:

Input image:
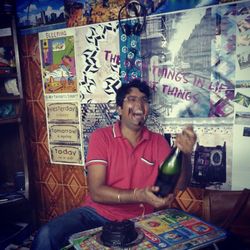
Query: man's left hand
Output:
[[175, 126, 197, 154]]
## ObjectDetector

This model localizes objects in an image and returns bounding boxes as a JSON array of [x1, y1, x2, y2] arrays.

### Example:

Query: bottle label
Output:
[[155, 171, 180, 197], [157, 171, 179, 182]]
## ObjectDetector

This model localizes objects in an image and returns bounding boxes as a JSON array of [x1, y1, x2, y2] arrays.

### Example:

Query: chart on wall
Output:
[[40, 29, 77, 95], [140, 3, 248, 119], [39, 28, 84, 165]]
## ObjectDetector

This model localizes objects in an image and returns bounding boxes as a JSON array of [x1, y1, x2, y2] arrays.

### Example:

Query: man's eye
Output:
[[125, 96, 150, 104], [130, 97, 137, 102]]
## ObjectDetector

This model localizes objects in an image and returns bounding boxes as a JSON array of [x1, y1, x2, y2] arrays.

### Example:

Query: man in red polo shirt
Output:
[[31, 79, 196, 250], [84, 79, 196, 221]]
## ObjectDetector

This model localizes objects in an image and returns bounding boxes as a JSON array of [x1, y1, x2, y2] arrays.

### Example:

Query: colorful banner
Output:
[[119, 19, 143, 83]]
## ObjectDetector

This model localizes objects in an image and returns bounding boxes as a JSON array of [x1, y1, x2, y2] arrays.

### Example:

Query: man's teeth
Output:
[[133, 111, 143, 115]]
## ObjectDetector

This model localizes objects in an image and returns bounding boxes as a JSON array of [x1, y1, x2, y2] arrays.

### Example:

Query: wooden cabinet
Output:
[[0, 13, 31, 248]]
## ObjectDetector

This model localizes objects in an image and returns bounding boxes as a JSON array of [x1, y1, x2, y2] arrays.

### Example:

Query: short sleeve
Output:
[[85, 129, 108, 168]]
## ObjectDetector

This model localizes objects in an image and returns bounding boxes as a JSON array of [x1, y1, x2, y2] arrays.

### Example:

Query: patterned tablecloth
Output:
[[69, 208, 227, 250]]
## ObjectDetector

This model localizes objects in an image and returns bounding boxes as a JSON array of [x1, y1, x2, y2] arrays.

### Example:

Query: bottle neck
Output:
[[174, 146, 181, 156], [170, 146, 182, 164]]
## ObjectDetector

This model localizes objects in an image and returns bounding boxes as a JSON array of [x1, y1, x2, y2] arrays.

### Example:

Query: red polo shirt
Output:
[[83, 121, 171, 221]]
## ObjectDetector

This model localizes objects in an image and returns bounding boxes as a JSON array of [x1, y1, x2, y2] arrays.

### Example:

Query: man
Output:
[[31, 79, 196, 250]]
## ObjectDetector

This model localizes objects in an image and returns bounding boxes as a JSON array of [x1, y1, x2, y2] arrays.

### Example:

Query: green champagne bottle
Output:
[[155, 146, 182, 197]]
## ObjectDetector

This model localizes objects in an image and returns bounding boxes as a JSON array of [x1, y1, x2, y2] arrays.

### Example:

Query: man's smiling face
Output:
[[118, 87, 150, 131]]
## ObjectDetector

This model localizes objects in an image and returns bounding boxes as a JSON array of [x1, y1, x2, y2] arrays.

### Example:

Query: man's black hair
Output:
[[116, 79, 151, 107]]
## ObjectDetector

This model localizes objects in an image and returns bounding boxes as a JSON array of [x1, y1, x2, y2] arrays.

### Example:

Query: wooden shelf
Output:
[[0, 96, 20, 101], [0, 73, 17, 78], [0, 117, 21, 124], [0, 193, 25, 206]]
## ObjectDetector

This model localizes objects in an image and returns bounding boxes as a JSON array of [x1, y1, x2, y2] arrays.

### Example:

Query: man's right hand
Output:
[[135, 186, 175, 208]]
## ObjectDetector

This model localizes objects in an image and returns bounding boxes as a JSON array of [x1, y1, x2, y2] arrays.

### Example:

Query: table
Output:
[[69, 208, 227, 250]]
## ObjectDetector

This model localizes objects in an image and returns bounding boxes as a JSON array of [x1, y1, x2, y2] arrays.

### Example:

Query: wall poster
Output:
[[39, 28, 84, 165], [16, 0, 66, 35], [140, 6, 237, 119]]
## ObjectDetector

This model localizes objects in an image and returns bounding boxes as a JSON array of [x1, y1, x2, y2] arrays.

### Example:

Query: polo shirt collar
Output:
[[112, 121, 150, 140]]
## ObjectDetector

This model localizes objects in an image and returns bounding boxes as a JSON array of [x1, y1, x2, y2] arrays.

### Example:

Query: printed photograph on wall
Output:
[[145, 0, 219, 15], [141, 8, 215, 118], [208, 3, 238, 118], [232, 87, 250, 190], [16, 0, 66, 35], [139, 2, 250, 119], [65, 0, 125, 27], [39, 28, 77, 95], [232, 0, 250, 190], [232, 122, 250, 190], [235, 1, 250, 87]]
